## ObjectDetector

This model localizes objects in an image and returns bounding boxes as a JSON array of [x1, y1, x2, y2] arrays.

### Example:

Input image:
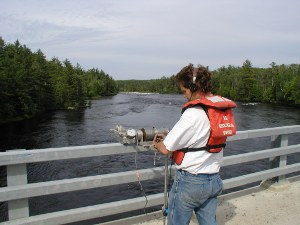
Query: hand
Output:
[[153, 133, 165, 143], [153, 133, 167, 154], [154, 141, 163, 151]]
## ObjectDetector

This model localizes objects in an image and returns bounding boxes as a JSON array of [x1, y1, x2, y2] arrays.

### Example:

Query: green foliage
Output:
[[83, 68, 118, 98], [212, 60, 300, 106], [0, 38, 118, 123]]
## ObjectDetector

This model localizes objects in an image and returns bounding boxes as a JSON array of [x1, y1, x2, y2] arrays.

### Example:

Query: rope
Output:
[[134, 144, 148, 213]]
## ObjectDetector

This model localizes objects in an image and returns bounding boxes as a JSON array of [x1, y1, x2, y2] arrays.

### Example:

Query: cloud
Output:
[[1, 0, 123, 44], [1, 0, 300, 79]]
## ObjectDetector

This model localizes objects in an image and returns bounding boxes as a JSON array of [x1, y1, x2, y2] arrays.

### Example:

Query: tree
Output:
[[237, 60, 257, 101]]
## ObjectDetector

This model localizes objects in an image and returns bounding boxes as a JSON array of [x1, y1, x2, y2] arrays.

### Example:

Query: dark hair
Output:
[[175, 63, 212, 93]]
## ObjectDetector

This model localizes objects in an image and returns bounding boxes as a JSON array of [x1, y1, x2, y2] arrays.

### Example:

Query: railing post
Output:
[[278, 134, 288, 182], [261, 134, 289, 188], [6, 149, 29, 220]]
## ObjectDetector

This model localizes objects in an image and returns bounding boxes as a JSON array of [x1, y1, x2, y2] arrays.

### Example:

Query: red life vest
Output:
[[173, 95, 237, 165]]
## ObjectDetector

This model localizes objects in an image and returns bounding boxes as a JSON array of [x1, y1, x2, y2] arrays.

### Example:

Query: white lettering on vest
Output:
[[223, 130, 232, 135], [219, 123, 234, 128]]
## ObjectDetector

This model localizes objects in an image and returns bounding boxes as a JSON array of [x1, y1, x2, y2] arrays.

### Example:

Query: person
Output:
[[153, 63, 236, 225]]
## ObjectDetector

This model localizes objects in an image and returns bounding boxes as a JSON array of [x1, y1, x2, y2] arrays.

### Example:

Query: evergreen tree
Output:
[[238, 60, 257, 101]]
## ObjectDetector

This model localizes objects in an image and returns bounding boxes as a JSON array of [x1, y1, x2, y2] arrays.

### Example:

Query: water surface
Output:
[[0, 93, 299, 223]]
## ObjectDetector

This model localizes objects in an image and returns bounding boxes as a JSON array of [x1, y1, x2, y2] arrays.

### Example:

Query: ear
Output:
[[187, 87, 193, 96]]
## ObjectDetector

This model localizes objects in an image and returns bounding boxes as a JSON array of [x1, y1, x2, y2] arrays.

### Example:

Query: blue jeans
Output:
[[167, 170, 223, 225]]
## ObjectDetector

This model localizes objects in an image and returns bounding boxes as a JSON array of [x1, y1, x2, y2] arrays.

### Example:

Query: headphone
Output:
[[189, 68, 198, 93]]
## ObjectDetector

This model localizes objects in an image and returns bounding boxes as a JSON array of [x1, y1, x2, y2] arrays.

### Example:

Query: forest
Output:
[[1, 38, 299, 123], [118, 60, 300, 106], [0, 38, 118, 123], [116, 75, 180, 94]]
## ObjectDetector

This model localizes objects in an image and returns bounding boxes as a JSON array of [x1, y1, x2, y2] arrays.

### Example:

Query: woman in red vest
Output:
[[154, 63, 235, 225]]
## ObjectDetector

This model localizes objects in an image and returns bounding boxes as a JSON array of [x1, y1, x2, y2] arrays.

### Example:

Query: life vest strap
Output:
[[180, 143, 226, 153]]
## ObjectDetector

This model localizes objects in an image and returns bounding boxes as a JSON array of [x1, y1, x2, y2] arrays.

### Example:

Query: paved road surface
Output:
[[134, 180, 300, 225]]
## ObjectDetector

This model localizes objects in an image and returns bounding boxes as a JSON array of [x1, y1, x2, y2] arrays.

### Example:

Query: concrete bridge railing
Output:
[[0, 125, 300, 225]]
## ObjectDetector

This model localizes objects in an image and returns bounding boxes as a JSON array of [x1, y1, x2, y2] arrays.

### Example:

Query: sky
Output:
[[1, 0, 300, 80]]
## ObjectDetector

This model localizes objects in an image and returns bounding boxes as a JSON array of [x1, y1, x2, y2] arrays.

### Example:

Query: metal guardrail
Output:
[[0, 125, 300, 225]]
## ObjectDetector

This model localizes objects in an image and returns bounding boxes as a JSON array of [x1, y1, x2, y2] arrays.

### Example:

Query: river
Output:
[[0, 93, 300, 224]]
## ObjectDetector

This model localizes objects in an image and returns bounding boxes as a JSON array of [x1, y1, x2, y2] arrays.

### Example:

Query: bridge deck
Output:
[[122, 179, 300, 225]]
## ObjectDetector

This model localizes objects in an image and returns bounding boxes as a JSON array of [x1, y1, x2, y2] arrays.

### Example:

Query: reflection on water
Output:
[[0, 93, 300, 223]]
